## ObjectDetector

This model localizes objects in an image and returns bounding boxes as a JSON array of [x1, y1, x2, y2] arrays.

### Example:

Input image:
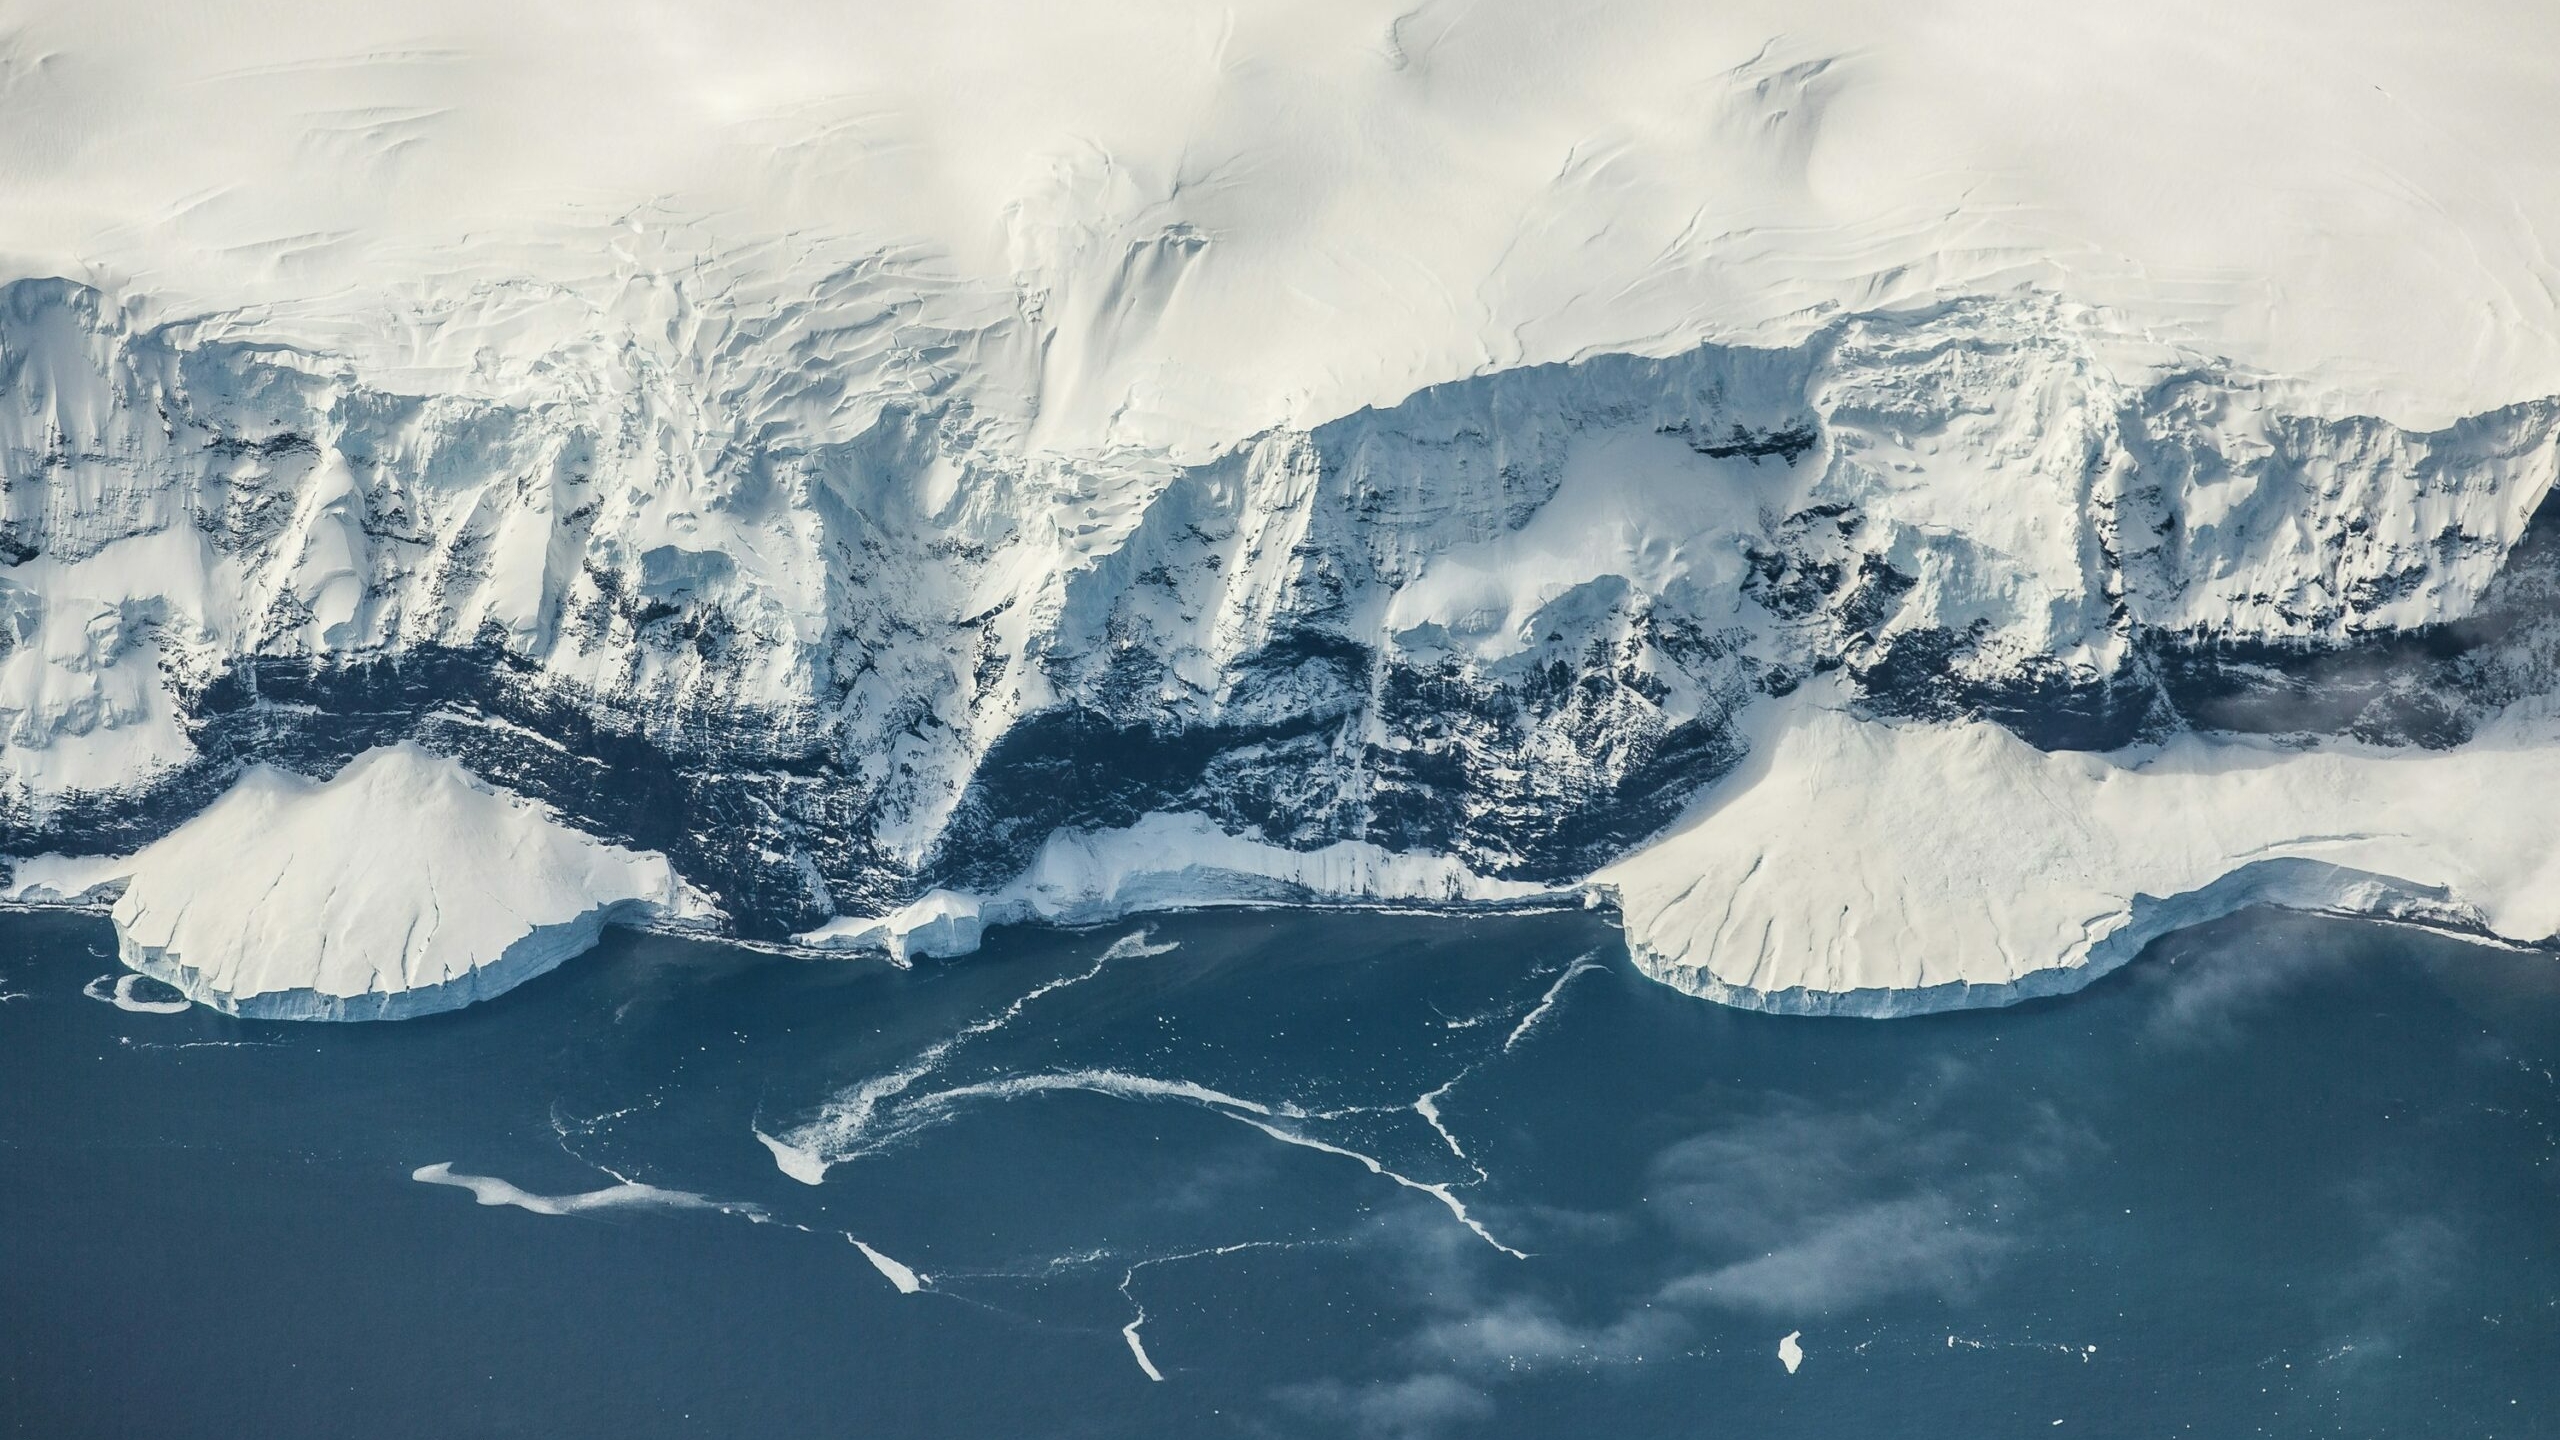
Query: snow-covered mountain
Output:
[[5, 0, 2560, 1016]]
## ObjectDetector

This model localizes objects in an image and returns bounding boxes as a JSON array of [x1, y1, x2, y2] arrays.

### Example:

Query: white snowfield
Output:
[[8, 745, 713, 1019], [3, 1, 2560, 1016], [2, 0, 2553, 448], [1601, 697, 2560, 1014]]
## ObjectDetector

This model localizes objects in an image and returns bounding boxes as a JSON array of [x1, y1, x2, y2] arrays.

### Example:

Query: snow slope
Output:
[[1601, 694, 2560, 1015], [47, 744, 710, 1018]]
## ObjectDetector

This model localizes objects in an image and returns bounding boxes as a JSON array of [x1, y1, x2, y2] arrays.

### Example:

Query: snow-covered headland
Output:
[[5, 1, 2560, 1015], [6, 745, 713, 1019]]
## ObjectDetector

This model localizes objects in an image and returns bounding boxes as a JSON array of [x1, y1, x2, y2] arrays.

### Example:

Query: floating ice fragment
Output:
[[1098, 928, 1180, 961], [849, 1236, 925, 1294], [754, 1128, 833, 1186], [1779, 1331, 1804, 1374], [1123, 1316, 1165, 1382], [83, 974, 191, 1014], [412, 1162, 758, 1219], [1226, 1114, 1527, 1259]]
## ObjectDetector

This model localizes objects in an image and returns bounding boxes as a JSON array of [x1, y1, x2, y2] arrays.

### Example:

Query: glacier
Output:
[[4, 0, 2560, 1015], [7, 744, 713, 1018]]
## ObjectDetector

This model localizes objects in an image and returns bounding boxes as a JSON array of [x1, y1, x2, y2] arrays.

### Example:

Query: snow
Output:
[[81, 745, 712, 1019], [2, 1, 2554, 453], [4, 2, 2559, 1022], [1600, 694, 2560, 1015], [3, 851, 129, 904], [798, 811, 1554, 960], [1380, 427, 1780, 660], [0, 529, 209, 803]]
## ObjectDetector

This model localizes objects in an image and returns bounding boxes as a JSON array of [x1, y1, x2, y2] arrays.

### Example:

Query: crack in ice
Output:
[[1413, 1067, 1490, 1185], [1118, 1240, 1308, 1382], [1225, 1113, 1528, 1259], [1503, 952, 1605, 1054], [762, 930, 1174, 1182]]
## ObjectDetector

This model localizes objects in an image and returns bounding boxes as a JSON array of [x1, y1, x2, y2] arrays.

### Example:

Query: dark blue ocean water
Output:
[[2, 905, 2555, 1439]]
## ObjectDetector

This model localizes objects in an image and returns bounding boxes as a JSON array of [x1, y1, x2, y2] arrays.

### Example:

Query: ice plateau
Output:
[[4, 0, 2560, 1014]]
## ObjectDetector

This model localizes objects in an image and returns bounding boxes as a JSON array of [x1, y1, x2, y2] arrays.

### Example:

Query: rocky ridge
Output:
[[7, 275, 2560, 1012]]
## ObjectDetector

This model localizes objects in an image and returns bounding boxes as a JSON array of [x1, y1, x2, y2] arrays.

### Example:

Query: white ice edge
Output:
[[803, 694, 2560, 1020], [10, 744, 718, 1020], [21, 692, 2560, 1024], [793, 811, 1559, 963], [1596, 695, 2560, 1016], [80, 973, 190, 1015]]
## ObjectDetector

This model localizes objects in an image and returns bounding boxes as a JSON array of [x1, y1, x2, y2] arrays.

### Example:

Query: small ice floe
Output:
[[1412, 1071, 1486, 1180], [754, 1127, 834, 1186], [412, 1162, 760, 1219], [1098, 927, 1179, 961], [849, 1236, 925, 1294], [130, 1039, 283, 1051], [83, 974, 191, 1015], [1779, 1331, 1804, 1375], [1122, 1311, 1165, 1382], [1946, 1333, 2097, 1362], [1433, 1001, 1509, 1030]]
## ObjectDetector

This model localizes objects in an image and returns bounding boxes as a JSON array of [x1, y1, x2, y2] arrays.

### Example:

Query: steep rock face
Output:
[[6, 277, 2560, 999]]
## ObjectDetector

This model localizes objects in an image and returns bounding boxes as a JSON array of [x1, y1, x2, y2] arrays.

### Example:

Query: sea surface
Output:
[[2, 905, 2555, 1438]]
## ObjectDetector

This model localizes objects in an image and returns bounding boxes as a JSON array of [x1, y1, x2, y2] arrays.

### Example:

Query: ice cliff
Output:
[[4, 1, 2560, 1014], [7, 744, 711, 1018]]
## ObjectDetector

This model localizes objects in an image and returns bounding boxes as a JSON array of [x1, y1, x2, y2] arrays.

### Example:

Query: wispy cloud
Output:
[[1640, 1093, 2089, 1317], [2137, 912, 2352, 1047], [1274, 1374, 1495, 1440], [1411, 1295, 1690, 1367], [1658, 1193, 2007, 1314]]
